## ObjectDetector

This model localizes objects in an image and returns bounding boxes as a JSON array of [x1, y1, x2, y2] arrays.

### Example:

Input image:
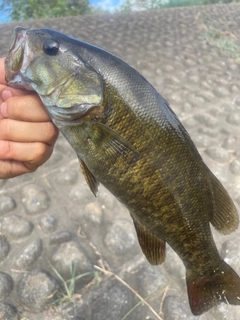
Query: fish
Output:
[[5, 26, 240, 315]]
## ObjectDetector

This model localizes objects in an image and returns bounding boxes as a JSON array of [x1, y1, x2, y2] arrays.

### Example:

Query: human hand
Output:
[[0, 58, 59, 179]]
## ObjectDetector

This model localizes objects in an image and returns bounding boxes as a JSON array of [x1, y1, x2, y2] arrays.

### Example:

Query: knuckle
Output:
[[34, 142, 48, 160], [0, 119, 12, 139], [42, 122, 58, 143], [0, 141, 12, 158]]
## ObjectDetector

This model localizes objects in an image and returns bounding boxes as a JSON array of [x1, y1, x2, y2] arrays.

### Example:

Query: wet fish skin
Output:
[[5, 27, 240, 315]]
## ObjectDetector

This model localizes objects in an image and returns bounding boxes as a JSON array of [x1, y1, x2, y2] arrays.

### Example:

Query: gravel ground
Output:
[[0, 3, 240, 320]]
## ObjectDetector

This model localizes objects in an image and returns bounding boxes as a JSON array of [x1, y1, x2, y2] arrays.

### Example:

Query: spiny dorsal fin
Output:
[[132, 215, 166, 265], [209, 170, 238, 234], [78, 157, 99, 197]]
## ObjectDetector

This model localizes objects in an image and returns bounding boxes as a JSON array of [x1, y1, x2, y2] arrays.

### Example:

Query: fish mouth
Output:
[[5, 27, 35, 91]]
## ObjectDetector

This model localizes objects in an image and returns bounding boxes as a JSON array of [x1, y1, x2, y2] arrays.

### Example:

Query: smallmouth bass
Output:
[[5, 27, 240, 315]]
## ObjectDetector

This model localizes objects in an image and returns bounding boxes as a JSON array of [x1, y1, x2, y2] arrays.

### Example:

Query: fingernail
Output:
[[0, 103, 8, 118], [1, 90, 13, 102]]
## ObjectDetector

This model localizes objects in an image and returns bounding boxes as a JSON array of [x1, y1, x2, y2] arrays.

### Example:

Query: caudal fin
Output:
[[186, 261, 240, 315]]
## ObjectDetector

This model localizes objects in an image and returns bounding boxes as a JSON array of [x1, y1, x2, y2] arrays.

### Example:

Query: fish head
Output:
[[5, 27, 103, 122]]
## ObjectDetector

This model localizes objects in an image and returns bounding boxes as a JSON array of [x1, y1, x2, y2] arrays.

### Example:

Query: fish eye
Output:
[[43, 38, 60, 56]]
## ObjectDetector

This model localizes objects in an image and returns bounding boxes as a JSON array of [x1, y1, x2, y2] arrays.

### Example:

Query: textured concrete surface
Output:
[[0, 3, 240, 320]]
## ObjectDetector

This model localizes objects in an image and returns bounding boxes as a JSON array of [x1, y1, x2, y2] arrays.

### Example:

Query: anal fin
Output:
[[78, 157, 99, 197], [132, 216, 166, 265], [209, 170, 239, 234]]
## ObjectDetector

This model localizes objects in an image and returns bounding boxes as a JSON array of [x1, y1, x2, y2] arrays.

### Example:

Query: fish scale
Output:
[[4, 26, 240, 316]]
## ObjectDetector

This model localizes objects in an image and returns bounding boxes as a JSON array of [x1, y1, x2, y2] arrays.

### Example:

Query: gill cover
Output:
[[5, 27, 103, 117]]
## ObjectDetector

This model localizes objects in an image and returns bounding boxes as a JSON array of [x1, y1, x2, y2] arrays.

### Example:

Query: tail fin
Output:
[[186, 261, 240, 315]]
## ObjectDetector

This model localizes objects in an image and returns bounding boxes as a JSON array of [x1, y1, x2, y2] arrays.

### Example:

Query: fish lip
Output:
[[5, 27, 35, 91]]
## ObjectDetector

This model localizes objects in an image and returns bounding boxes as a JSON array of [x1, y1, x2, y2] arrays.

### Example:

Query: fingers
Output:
[[0, 141, 54, 178], [0, 94, 58, 145], [0, 94, 50, 122], [0, 119, 58, 145], [0, 140, 53, 164]]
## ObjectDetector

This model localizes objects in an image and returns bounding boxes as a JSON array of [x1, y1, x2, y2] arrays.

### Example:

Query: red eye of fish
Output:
[[43, 38, 60, 56]]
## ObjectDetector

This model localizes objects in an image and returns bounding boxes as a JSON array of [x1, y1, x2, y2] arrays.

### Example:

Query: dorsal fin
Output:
[[209, 170, 238, 234], [78, 157, 99, 197], [132, 215, 166, 265]]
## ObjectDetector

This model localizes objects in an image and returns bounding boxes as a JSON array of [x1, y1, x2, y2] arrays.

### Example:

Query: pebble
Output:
[[18, 270, 59, 312], [226, 112, 240, 126], [0, 303, 18, 320], [40, 215, 58, 233], [56, 166, 78, 185], [0, 272, 13, 299], [21, 184, 51, 214], [51, 241, 93, 279], [91, 280, 134, 320], [194, 113, 218, 127], [15, 239, 43, 269], [193, 134, 212, 149], [205, 146, 231, 164], [104, 220, 137, 256], [1, 215, 33, 239], [221, 239, 240, 273], [0, 196, 16, 215], [222, 136, 240, 150], [0, 235, 10, 262], [50, 231, 72, 245], [162, 295, 196, 320], [70, 183, 94, 206], [137, 264, 169, 296], [229, 160, 240, 175], [82, 203, 103, 226]]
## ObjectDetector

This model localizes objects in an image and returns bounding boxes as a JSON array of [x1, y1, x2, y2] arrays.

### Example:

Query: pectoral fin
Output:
[[209, 170, 239, 234], [132, 215, 166, 265], [78, 157, 99, 197], [87, 121, 141, 166]]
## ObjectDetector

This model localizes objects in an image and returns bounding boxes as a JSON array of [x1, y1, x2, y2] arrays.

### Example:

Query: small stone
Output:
[[0, 196, 16, 215], [182, 103, 192, 113], [198, 127, 218, 138], [230, 85, 239, 93], [51, 241, 92, 279], [82, 203, 102, 226], [0, 303, 18, 320], [181, 116, 198, 129], [22, 184, 50, 214], [104, 220, 137, 256], [137, 264, 169, 296], [222, 136, 240, 150], [221, 239, 240, 274], [0, 235, 10, 262], [0, 272, 13, 299], [56, 167, 78, 185], [91, 280, 134, 320], [70, 183, 94, 206], [205, 146, 231, 164], [50, 231, 72, 245], [162, 295, 195, 320], [15, 239, 43, 269], [0, 180, 6, 188], [226, 113, 240, 126], [229, 160, 240, 175], [18, 270, 59, 312], [40, 216, 57, 233], [193, 135, 212, 149], [195, 113, 218, 127], [1, 215, 33, 239], [43, 151, 63, 167]]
